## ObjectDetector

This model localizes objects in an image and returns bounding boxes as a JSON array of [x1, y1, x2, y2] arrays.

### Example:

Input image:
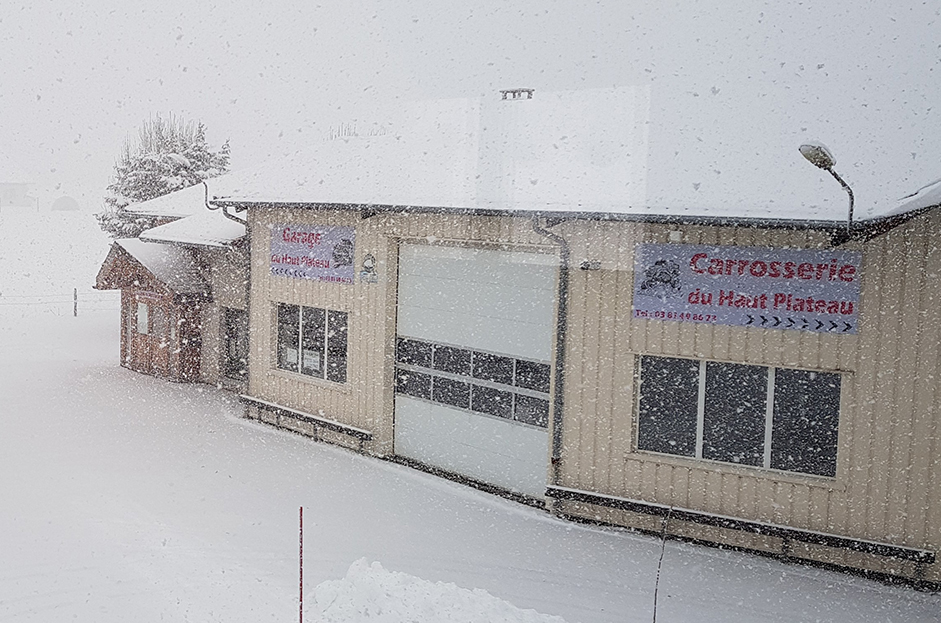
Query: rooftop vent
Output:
[[500, 88, 534, 100]]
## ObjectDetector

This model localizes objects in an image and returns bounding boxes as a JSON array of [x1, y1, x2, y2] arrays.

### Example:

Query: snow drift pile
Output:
[[311, 559, 568, 623]]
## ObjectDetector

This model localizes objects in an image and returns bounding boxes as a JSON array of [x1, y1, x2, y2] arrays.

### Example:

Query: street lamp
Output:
[[799, 141, 854, 238]]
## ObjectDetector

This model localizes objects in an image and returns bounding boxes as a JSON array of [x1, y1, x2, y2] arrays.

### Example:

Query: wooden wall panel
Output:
[[243, 202, 941, 578], [551, 212, 940, 576]]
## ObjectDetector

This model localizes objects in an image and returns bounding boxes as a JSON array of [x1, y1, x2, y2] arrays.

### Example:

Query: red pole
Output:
[[299, 506, 303, 623]]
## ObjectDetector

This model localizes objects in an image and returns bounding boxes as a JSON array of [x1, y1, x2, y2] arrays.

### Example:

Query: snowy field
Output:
[[2, 211, 941, 622]]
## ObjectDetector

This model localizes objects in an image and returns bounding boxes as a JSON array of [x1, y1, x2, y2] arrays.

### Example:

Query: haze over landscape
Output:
[[1, 0, 939, 217]]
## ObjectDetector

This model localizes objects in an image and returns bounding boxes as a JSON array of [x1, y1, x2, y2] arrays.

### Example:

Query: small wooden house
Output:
[[96, 184, 248, 386], [96, 238, 208, 382]]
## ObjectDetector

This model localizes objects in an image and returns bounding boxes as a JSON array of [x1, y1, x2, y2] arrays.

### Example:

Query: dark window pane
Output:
[[638, 356, 699, 456], [223, 308, 249, 378], [514, 395, 549, 427], [470, 385, 513, 419], [515, 360, 551, 393], [433, 345, 471, 376], [472, 352, 514, 386], [395, 369, 432, 400], [703, 362, 767, 466], [277, 303, 299, 372], [326, 310, 348, 383], [396, 338, 432, 367], [772, 368, 840, 476], [431, 377, 470, 409], [301, 307, 326, 377]]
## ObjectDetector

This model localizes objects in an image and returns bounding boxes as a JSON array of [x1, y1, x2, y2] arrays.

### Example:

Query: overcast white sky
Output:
[[1, 0, 938, 219]]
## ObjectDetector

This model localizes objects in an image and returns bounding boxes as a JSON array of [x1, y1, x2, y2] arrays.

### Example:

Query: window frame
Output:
[[275, 302, 349, 384], [635, 354, 841, 478]]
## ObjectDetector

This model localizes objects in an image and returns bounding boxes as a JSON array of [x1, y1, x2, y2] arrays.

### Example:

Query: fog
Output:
[[2, 0, 939, 216]]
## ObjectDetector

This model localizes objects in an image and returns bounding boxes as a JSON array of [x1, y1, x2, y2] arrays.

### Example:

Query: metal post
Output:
[[827, 168, 855, 238], [73, 288, 78, 317], [299, 506, 303, 623]]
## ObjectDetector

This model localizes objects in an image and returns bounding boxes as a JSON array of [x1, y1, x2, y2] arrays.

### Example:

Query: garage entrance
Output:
[[393, 243, 557, 498]]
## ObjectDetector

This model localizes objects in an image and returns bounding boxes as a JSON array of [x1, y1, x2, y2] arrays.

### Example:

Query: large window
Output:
[[637, 355, 840, 477], [277, 303, 348, 383]]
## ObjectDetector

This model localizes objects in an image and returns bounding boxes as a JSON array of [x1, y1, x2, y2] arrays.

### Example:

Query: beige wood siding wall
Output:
[[246, 204, 940, 580], [247, 208, 555, 454], [554, 213, 941, 581], [200, 247, 249, 385]]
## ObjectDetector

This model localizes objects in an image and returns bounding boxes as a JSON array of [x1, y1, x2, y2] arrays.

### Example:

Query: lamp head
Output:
[[799, 142, 836, 170]]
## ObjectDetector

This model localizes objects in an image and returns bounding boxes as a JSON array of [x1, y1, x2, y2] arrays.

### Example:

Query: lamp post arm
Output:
[[827, 168, 854, 236]]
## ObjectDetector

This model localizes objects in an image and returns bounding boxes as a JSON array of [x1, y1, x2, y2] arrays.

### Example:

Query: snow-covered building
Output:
[[204, 91, 941, 587], [96, 183, 248, 387], [0, 148, 35, 209]]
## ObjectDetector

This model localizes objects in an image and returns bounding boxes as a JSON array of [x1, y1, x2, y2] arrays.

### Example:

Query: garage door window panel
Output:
[[471, 385, 514, 419], [432, 377, 471, 409]]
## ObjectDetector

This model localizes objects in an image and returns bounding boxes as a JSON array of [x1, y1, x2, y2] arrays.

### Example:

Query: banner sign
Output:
[[632, 243, 861, 334], [270, 224, 356, 284]]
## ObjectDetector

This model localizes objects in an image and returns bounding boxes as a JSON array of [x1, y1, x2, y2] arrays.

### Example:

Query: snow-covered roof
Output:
[[115, 238, 208, 295], [883, 178, 941, 220], [140, 207, 245, 248], [123, 183, 208, 218], [211, 88, 658, 216], [209, 91, 941, 231]]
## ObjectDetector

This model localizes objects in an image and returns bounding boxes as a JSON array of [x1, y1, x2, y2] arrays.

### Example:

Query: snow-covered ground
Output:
[[1, 208, 940, 623]]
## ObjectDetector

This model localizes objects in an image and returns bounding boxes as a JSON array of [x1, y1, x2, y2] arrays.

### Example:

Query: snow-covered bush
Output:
[[96, 114, 230, 238]]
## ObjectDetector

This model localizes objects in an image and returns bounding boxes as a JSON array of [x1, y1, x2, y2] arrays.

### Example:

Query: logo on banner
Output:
[[270, 224, 356, 284], [632, 243, 862, 334], [637, 259, 682, 298]]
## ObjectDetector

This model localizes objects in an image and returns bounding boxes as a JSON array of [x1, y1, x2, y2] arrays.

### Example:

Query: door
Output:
[[222, 308, 249, 380], [128, 297, 171, 377], [393, 244, 557, 498]]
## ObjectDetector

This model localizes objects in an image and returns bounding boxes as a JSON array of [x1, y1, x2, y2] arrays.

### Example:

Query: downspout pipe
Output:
[[532, 214, 570, 487]]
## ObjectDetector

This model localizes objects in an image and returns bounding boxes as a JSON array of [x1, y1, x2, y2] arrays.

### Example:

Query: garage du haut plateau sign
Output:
[[632, 243, 861, 334], [270, 224, 356, 284]]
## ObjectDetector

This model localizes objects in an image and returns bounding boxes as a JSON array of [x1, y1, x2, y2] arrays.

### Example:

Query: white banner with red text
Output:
[[270, 224, 356, 285], [632, 243, 861, 334]]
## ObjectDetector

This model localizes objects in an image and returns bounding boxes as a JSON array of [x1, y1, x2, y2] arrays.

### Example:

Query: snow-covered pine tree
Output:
[[96, 114, 230, 238]]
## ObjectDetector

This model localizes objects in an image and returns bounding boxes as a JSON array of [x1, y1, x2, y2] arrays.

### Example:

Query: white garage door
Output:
[[394, 243, 556, 498]]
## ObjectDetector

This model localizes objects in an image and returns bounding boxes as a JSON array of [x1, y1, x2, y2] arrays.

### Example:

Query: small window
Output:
[[136, 302, 149, 335], [276, 303, 348, 383], [637, 355, 840, 477]]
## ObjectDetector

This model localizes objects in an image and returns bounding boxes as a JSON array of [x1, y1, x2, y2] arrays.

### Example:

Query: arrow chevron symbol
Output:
[[772, 317, 781, 327], [815, 320, 824, 330], [786, 318, 795, 327], [843, 322, 852, 332], [829, 321, 838, 331], [745, 315, 754, 325], [801, 318, 808, 328], [760, 316, 769, 326]]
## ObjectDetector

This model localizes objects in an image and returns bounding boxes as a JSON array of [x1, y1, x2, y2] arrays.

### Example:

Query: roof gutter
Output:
[[212, 198, 926, 245], [204, 181, 247, 226], [532, 214, 569, 487]]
